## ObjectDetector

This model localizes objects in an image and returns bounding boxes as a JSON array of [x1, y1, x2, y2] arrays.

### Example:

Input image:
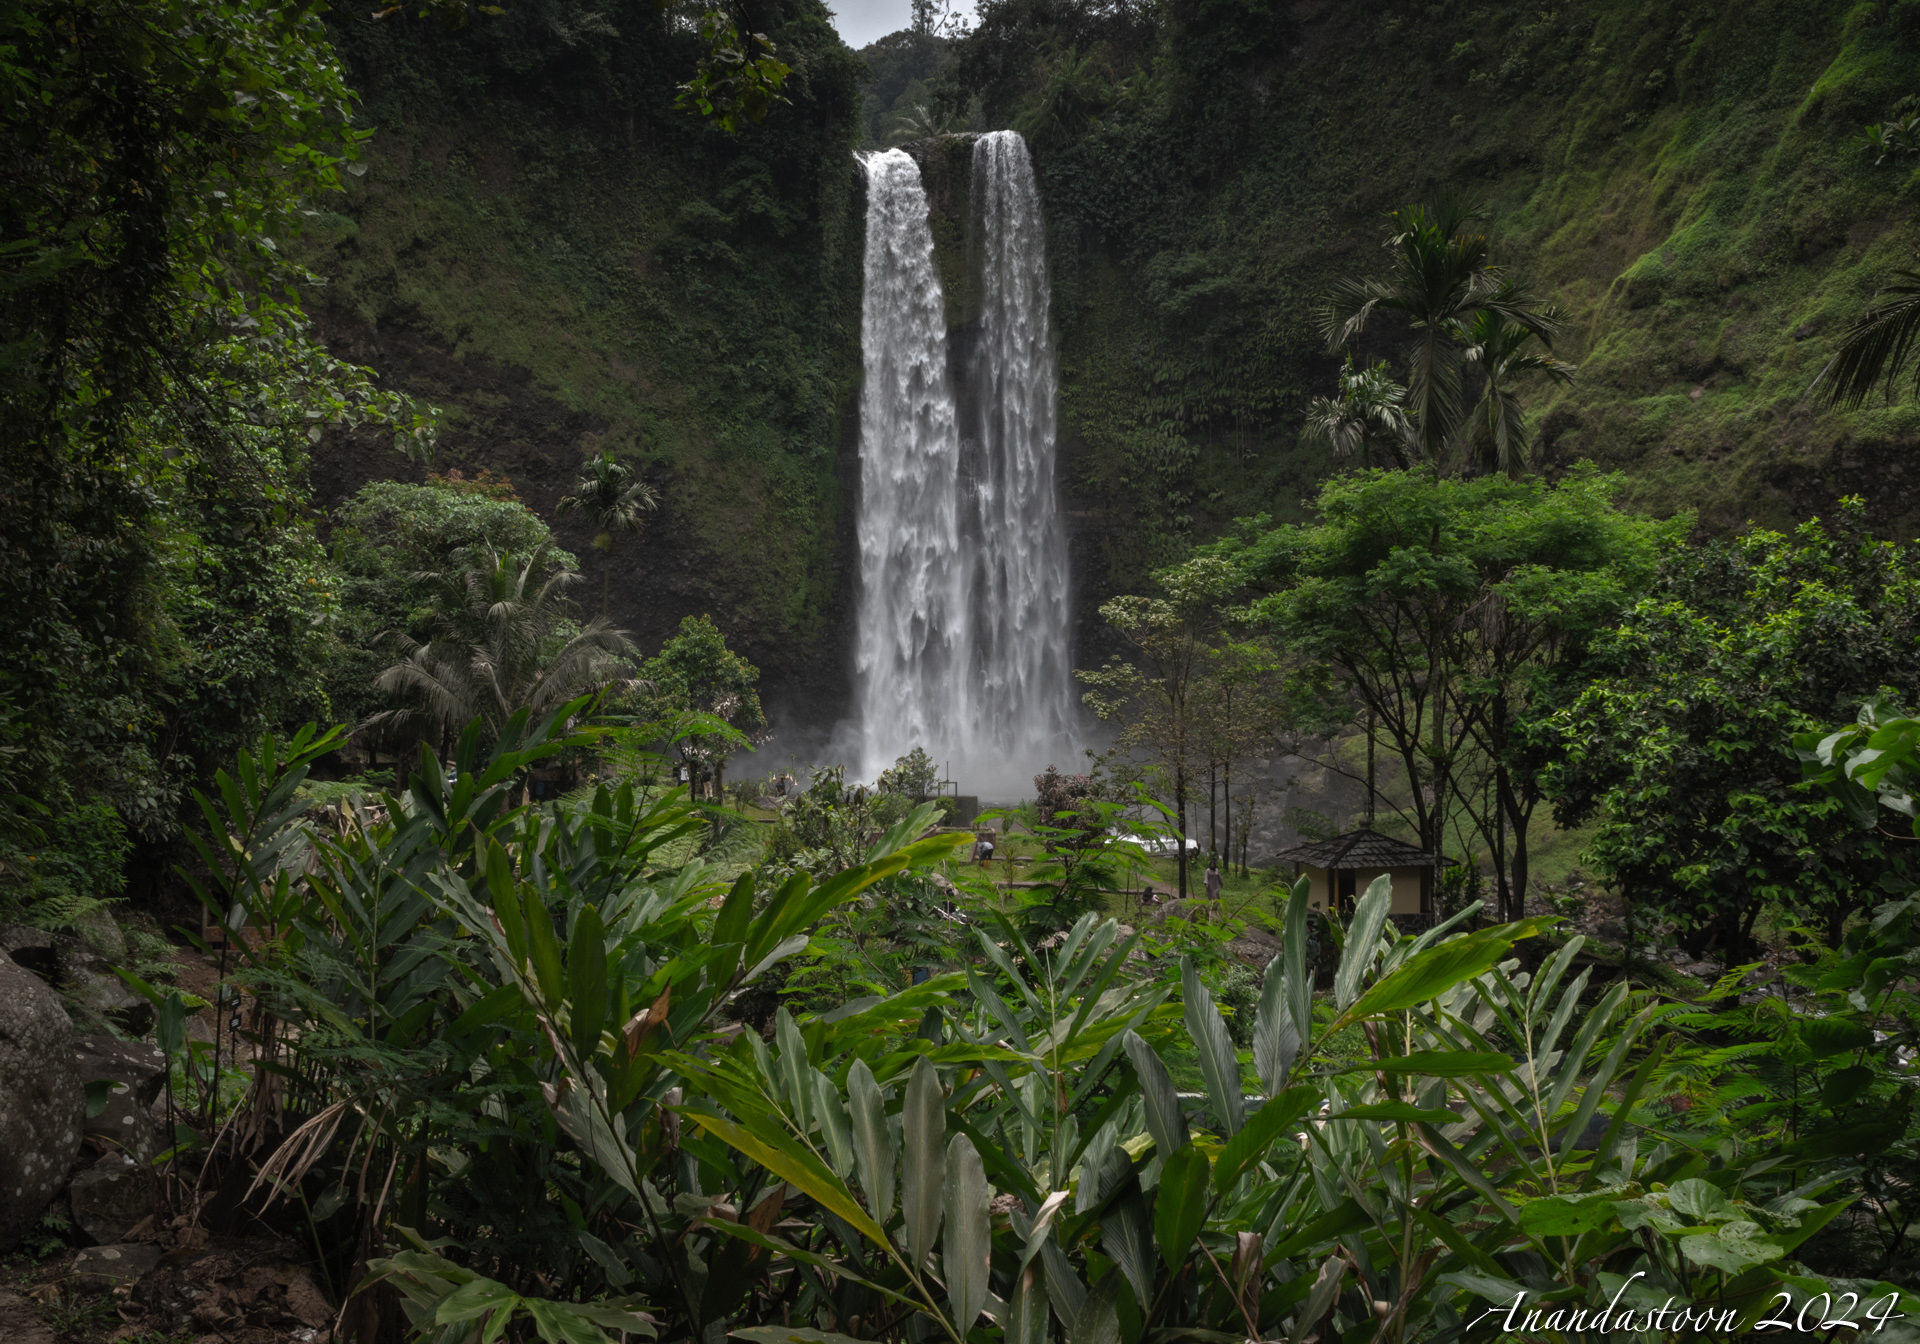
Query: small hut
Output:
[[1275, 830, 1437, 921]]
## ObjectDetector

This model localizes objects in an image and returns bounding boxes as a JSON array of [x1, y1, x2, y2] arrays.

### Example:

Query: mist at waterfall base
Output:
[[826, 132, 1079, 802]]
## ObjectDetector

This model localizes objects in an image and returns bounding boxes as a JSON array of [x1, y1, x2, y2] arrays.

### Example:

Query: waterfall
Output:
[[962, 130, 1073, 779], [852, 133, 1071, 795], [852, 149, 967, 776]]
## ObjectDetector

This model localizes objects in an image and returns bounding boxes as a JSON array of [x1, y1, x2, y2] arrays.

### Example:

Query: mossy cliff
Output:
[[301, 0, 867, 722], [942, 0, 1920, 599], [302, 0, 1920, 721]]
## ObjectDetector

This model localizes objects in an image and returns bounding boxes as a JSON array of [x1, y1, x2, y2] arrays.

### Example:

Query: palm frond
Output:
[[1810, 269, 1920, 411]]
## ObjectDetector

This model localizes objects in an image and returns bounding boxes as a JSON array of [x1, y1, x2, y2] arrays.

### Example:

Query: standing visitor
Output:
[[1204, 856, 1223, 903]]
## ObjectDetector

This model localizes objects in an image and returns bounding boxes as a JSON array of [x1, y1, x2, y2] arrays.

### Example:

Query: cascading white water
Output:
[[852, 149, 968, 774], [852, 133, 1071, 795], [961, 130, 1073, 779]]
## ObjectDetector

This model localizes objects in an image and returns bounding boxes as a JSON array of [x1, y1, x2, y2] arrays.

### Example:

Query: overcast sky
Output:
[[825, 0, 976, 50]]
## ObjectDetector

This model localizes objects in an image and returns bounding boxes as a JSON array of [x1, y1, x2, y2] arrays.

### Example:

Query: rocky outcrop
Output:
[[0, 955, 83, 1252], [72, 1032, 168, 1163], [69, 1153, 156, 1244]]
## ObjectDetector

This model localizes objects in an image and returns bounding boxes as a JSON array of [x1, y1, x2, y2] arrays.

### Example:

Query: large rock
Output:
[[69, 1153, 156, 1244], [0, 955, 83, 1252], [67, 1241, 162, 1288], [71, 1032, 168, 1162]]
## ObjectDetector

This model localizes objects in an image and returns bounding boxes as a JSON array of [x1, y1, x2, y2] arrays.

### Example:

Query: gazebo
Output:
[[1275, 829, 1437, 920]]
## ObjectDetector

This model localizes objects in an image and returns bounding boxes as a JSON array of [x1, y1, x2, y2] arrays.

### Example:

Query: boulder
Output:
[[69, 1153, 157, 1244], [52, 934, 146, 1028], [0, 955, 83, 1253], [67, 1241, 162, 1288], [71, 1032, 168, 1162], [0, 921, 58, 982]]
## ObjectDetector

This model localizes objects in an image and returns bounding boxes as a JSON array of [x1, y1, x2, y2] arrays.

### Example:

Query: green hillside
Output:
[[305, 0, 1920, 703]]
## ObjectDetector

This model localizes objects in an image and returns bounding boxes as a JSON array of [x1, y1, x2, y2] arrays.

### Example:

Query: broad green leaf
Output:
[[523, 1298, 614, 1344], [1214, 1087, 1316, 1193], [567, 1302, 659, 1337], [1267, 1198, 1370, 1259], [1666, 1179, 1736, 1222], [847, 1058, 895, 1217], [522, 884, 566, 1012], [902, 1054, 947, 1265], [813, 1068, 855, 1177], [1005, 1263, 1049, 1344], [1289, 1255, 1346, 1344], [1333, 874, 1393, 1010], [1678, 1226, 1783, 1275], [1100, 1189, 1155, 1306], [1075, 1119, 1120, 1215], [1122, 1030, 1188, 1154], [680, 1106, 889, 1246], [1517, 1195, 1617, 1237], [568, 904, 607, 1058], [774, 1008, 813, 1132], [1800, 1017, 1874, 1059], [713, 872, 756, 948], [1337, 918, 1553, 1027], [733, 1329, 874, 1344], [1018, 1189, 1072, 1271], [1434, 1269, 1527, 1306], [1355, 1050, 1515, 1076], [1251, 948, 1293, 1097], [1070, 1272, 1121, 1344], [1152, 1144, 1211, 1273], [1329, 1102, 1459, 1123], [1180, 959, 1244, 1137], [943, 1133, 992, 1330], [435, 1277, 520, 1323]]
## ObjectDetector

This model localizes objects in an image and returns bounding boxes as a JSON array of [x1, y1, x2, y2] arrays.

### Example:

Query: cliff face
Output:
[[970, 0, 1920, 601], [301, 0, 1920, 739], [301, 0, 869, 729]]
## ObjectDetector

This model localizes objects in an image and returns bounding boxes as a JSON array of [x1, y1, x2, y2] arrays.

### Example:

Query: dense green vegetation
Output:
[[8, 3, 1920, 1342]]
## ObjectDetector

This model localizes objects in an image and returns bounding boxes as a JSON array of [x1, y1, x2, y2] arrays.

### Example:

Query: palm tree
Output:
[[1452, 308, 1578, 476], [887, 101, 961, 143], [1320, 193, 1559, 462], [556, 453, 659, 618], [1810, 270, 1920, 411], [361, 543, 636, 754], [1300, 356, 1415, 468]]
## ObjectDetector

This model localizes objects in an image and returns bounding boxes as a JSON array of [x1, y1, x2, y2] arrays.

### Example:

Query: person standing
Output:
[[1204, 856, 1223, 903]]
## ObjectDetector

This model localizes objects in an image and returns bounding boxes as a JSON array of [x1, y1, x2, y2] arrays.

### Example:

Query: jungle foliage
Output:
[[1543, 499, 1920, 956], [91, 708, 1920, 1344]]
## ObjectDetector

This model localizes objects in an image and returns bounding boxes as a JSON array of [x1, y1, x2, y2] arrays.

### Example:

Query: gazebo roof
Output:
[[1274, 828, 1436, 869]]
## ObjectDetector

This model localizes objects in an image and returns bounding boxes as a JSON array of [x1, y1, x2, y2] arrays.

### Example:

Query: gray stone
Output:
[[1594, 919, 1626, 942], [67, 1241, 162, 1287], [72, 1032, 168, 1162], [69, 1153, 156, 1244], [0, 955, 82, 1253], [53, 936, 145, 1023], [0, 922, 58, 983]]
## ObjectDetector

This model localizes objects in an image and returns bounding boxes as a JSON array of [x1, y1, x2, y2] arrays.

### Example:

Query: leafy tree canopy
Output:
[[1211, 467, 1680, 917], [1542, 499, 1920, 952]]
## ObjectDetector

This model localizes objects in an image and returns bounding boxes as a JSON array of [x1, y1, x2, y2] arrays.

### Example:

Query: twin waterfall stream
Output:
[[853, 132, 1072, 796]]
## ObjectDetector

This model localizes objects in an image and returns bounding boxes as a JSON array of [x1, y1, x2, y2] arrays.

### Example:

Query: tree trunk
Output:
[[1223, 759, 1232, 876], [1364, 710, 1376, 828], [1209, 761, 1217, 857], [1175, 765, 1189, 899]]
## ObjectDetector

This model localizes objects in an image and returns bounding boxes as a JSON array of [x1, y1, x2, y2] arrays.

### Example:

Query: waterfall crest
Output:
[[853, 133, 1071, 795]]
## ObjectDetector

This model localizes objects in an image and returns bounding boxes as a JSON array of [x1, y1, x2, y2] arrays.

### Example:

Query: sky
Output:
[[825, 0, 975, 50]]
